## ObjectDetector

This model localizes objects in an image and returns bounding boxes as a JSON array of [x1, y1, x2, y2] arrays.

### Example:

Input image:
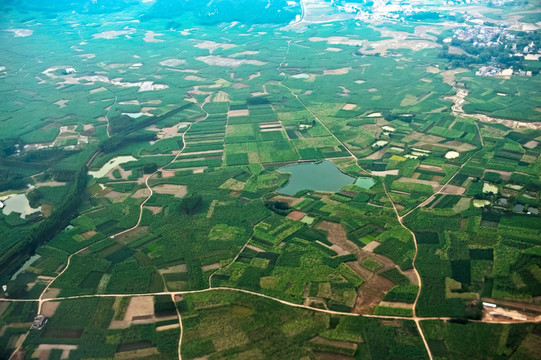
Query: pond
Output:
[[355, 177, 375, 189], [277, 161, 354, 196], [88, 155, 137, 178], [1, 193, 41, 219], [11, 254, 41, 280], [483, 182, 498, 194], [445, 151, 459, 159]]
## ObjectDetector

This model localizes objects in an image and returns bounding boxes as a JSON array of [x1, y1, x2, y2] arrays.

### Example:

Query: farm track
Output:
[[6, 34, 539, 360], [274, 43, 437, 356], [8, 113, 198, 360]]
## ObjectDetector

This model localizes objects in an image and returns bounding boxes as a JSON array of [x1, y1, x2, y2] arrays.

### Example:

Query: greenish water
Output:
[[355, 177, 375, 189], [278, 161, 354, 196], [11, 254, 41, 280], [1, 193, 41, 219]]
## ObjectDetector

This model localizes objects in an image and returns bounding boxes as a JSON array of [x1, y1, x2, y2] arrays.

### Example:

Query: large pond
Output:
[[88, 155, 136, 178], [1, 193, 41, 219], [11, 254, 41, 280], [278, 160, 354, 196]]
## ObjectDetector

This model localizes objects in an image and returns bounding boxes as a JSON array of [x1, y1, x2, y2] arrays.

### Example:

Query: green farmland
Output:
[[1, 0, 541, 359]]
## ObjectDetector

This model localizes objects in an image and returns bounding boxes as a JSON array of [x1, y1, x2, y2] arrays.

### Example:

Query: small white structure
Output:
[[482, 302, 497, 308]]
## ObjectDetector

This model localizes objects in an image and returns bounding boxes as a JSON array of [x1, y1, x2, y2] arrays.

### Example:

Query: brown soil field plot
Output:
[[145, 206, 162, 215], [341, 103, 357, 110], [114, 226, 149, 243], [323, 67, 351, 75], [41, 302, 60, 317], [483, 169, 512, 180], [317, 221, 410, 313], [159, 264, 188, 274], [228, 109, 249, 117], [363, 147, 387, 160], [156, 324, 179, 332], [194, 40, 236, 53], [287, 210, 306, 221], [363, 241, 381, 253], [42, 288, 61, 300], [152, 184, 187, 198], [418, 164, 444, 173], [110, 296, 155, 329], [246, 244, 265, 252], [33, 344, 77, 360], [104, 190, 124, 200], [132, 188, 150, 199], [0, 302, 10, 318], [232, 83, 249, 89], [310, 336, 357, 352], [378, 301, 414, 309], [259, 123, 282, 129], [440, 184, 466, 195], [397, 177, 441, 192], [161, 170, 176, 178], [115, 348, 160, 359], [269, 195, 305, 207], [201, 262, 221, 271], [41, 204, 53, 218]]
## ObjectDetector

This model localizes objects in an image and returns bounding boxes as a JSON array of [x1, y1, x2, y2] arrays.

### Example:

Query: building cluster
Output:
[[475, 65, 506, 76], [453, 25, 511, 47], [475, 65, 532, 77]]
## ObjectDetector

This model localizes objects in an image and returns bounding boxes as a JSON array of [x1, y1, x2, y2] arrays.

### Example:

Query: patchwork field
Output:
[[1, 0, 541, 359]]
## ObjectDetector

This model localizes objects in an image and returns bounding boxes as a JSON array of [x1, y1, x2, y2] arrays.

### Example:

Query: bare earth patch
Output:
[[378, 301, 414, 309], [324, 67, 351, 75], [115, 347, 159, 360], [93, 29, 134, 39], [246, 244, 265, 252], [228, 109, 249, 117], [309, 36, 363, 46], [152, 184, 187, 198], [110, 296, 155, 329], [42, 288, 61, 300], [362, 241, 381, 253], [185, 75, 205, 81], [287, 211, 306, 221], [194, 40, 236, 54], [196, 55, 266, 68], [80, 230, 97, 240], [201, 263, 221, 271], [104, 190, 123, 200], [159, 58, 186, 67], [33, 344, 77, 360], [342, 103, 357, 110], [145, 206, 162, 215], [270, 195, 304, 207], [161, 170, 176, 178], [156, 324, 179, 332], [159, 264, 188, 274], [143, 31, 164, 43], [132, 188, 150, 199], [54, 99, 68, 108], [41, 302, 60, 317]]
